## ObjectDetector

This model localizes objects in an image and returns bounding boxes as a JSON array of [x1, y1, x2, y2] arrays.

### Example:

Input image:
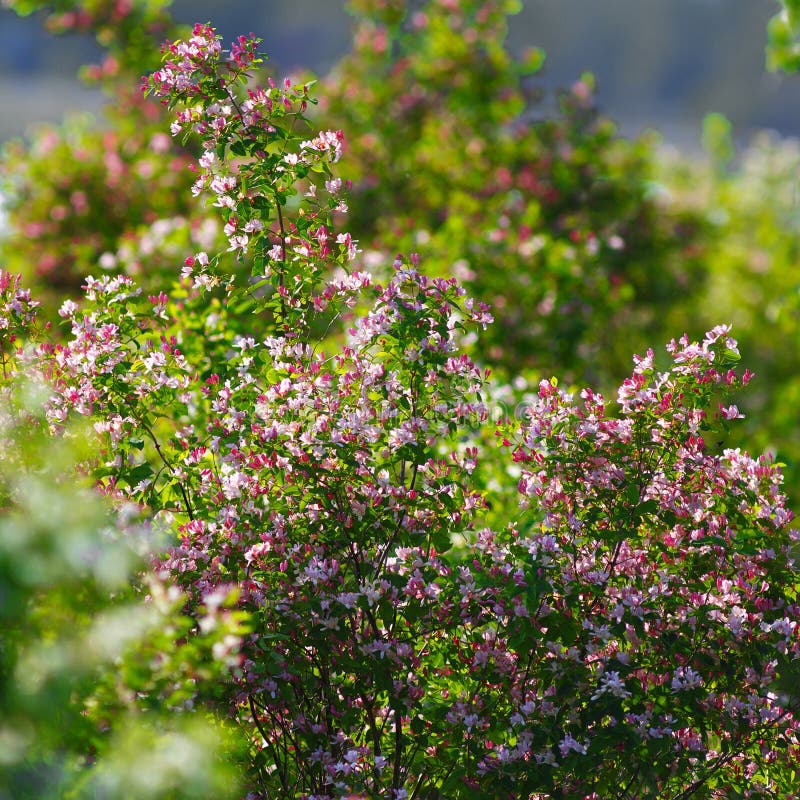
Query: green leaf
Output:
[[124, 463, 154, 485], [229, 140, 247, 157]]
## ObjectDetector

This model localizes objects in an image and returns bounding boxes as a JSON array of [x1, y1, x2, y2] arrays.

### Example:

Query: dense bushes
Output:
[[2, 2, 800, 798]]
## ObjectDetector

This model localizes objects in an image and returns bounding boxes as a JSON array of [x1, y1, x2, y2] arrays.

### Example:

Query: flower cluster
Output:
[[148, 23, 223, 97], [461, 327, 800, 795], [145, 28, 357, 331], [0, 269, 39, 334], [0, 269, 40, 382]]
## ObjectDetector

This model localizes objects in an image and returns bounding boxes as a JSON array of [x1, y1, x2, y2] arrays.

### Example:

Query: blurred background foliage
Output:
[[3, 0, 800, 143], [0, 378, 249, 798], [768, 0, 800, 72], [5, 0, 800, 789], [0, 257, 247, 797]]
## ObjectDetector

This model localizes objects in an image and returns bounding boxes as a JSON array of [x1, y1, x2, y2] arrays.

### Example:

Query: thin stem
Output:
[[392, 709, 403, 792], [136, 413, 195, 520], [615, 765, 640, 799], [275, 199, 289, 326], [248, 694, 290, 795]]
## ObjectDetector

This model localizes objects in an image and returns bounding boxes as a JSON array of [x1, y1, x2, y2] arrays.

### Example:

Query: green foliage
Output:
[[767, 0, 800, 72], [702, 111, 735, 170]]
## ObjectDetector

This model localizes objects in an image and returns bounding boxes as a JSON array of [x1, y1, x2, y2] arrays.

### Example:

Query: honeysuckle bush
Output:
[[319, 0, 708, 384], [0, 108, 205, 295], [650, 124, 800, 519], [2, 22, 800, 799], [6, 2, 800, 485]]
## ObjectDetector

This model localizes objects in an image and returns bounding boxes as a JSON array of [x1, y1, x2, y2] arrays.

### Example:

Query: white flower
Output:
[[671, 666, 703, 692], [591, 670, 631, 700]]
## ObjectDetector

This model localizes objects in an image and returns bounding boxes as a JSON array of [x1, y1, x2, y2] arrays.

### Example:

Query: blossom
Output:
[[591, 670, 632, 700], [671, 666, 703, 692]]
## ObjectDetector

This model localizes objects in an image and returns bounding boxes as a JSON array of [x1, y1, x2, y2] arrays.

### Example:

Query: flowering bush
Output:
[[320, 0, 707, 382], [10, 1, 800, 516], [0, 109, 202, 293], [2, 21, 800, 799]]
